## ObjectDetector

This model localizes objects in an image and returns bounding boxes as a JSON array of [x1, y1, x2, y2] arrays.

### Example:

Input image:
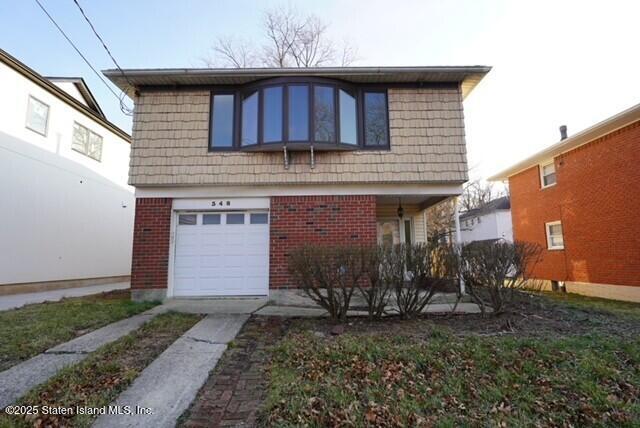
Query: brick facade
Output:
[[509, 121, 640, 287], [269, 195, 377, 288], [131, 198, 172, 291]]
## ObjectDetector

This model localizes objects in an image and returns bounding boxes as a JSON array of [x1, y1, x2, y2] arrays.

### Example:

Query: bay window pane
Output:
[[339, 90, 357, 145], [314, 86, 335, 142], [364, 92, 388, 147], [263, 86, 283, 143], [241, 92, 258, 146], [211, 94, 234, 148], [288, 85, 309, 141]]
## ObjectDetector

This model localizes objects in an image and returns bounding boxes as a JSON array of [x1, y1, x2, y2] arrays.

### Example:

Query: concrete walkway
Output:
[[0, 310, 156, 409], [93, 314, 248, 428], [0, 282, 130, 312]]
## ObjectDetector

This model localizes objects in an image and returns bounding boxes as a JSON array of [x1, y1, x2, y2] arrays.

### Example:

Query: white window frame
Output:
[[539, 160, 557, 189], [72, 121, 103, 161], [545, 221, 564, 250], [25, 95, 50, 136]]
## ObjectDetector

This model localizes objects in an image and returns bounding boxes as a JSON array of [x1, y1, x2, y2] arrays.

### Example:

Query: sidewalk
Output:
[[0, 282, 130, 311]]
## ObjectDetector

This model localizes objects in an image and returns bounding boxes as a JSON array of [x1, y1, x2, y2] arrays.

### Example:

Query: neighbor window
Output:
[[364, 91, 389, 147], [72, 122, 103, 161], [540, 161, 556, 188], [26, 96, 49, 136], [545, 221, 564, 250], [210, 94, 235, 149], [208, 79, 390, 150]]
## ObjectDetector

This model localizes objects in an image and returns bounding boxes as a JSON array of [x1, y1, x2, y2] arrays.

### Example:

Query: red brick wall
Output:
[[131, 198, 172, 291], [509, 121, 640, 286], [269, 195, 377, 288]]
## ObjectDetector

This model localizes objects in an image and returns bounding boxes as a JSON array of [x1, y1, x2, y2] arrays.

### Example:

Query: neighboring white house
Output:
[[0, 48, 134, 292], [459, 196, 513, 243]]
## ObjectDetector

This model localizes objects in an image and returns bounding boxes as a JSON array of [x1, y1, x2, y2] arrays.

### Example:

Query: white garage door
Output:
[[173, 211, 269, 296]]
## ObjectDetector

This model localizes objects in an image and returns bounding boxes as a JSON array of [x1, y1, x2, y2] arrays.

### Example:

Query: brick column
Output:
[[269, 195, 377, 289], [130, 198, 172, 301]]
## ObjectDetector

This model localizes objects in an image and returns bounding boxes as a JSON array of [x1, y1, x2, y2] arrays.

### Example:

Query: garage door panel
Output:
[[173, 211, 269, 297]]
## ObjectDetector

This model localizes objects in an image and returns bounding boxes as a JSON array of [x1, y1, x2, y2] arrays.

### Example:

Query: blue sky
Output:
[[2, 0, 639, 179]]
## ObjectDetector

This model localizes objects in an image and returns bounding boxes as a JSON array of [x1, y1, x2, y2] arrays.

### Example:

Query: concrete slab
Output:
[[183, 314, 248, 344], [0, 282, 130, 312], [0, 310, 157, 409], [50, 313, 155, 353], [151, 298, 267, 315], [93, 315, 244, 428], [0, 353, 85, 409]]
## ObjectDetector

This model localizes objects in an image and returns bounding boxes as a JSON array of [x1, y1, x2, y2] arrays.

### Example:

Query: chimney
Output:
[[559, 125, 568, 140]]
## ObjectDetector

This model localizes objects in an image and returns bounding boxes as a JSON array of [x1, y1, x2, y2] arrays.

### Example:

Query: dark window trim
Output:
[[208, 90, 238, 152], [362, 90, 391, 149], [206, 77, 392, 151]]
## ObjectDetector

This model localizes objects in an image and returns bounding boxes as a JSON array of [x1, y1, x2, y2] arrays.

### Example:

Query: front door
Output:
[[377, 218, 413, 246]]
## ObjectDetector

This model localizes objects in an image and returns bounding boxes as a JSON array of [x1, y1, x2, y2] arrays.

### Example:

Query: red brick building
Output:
[[491, 104, 640, 302], [104, 66, 490, 301]]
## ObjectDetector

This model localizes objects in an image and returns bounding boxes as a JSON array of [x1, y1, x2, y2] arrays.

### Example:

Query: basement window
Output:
[[545, 221, 564, 250]]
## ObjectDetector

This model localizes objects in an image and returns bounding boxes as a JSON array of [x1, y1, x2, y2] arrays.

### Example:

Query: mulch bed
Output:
[[179, 316, 292, 428]]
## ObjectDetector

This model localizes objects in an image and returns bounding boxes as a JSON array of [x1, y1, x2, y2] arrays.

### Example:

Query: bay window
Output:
[[208, 78, 390, 151]]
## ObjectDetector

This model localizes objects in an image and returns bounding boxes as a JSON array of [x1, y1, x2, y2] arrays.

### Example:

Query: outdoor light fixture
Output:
[[397, 198, 404, 219]]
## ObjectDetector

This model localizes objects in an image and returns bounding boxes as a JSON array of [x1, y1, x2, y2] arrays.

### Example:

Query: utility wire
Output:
[[71, 0, 135, 114], [32, 0, 133, 116]]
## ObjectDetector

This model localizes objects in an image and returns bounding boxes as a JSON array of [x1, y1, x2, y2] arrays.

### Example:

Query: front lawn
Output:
[[1, 311, 201, 428], [0, 290, 157, 371], [261, 293, 640, 427]]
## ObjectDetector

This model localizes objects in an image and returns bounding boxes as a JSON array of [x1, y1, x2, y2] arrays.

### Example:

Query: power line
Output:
[[70, 0, 136, 98], [32, 0, 133, 116]]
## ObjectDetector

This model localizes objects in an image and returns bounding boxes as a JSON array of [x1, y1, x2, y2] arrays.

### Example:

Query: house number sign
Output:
[[211, 200, 232, 207]]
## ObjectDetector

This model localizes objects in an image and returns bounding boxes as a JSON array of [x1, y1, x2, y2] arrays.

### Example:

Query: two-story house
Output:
[[459, 196, 513, 244], [104, 65, 490, 301], [490, 104, 640, 302], [0, 49, 134, 294]]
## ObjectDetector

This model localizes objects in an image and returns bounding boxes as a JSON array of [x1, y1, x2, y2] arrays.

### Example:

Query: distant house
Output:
[[459, 196, 512, 244], [490, 104, 640, 302], [0, 49, 134, 293]]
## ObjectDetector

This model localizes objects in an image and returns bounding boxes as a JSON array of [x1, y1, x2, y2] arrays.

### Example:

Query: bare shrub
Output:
[[288, 245, 364, 321], [386, 243, 459, 319], [357, 246, 391, 319], [460, 240, 542, 316]]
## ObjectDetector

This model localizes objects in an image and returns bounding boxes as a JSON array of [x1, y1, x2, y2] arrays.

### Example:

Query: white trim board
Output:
[[136, 183, 464, 199]]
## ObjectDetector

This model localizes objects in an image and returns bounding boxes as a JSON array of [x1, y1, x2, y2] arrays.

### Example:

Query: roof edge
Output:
[[489, 102, 640, 181], [0, 48, 131, 143]]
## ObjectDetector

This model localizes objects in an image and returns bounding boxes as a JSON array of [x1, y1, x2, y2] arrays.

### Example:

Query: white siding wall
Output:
[[460, 210, 513, 243], [0, 61, 134, 285]]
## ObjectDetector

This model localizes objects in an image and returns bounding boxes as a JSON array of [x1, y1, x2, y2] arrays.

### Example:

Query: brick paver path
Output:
[[180, 316, 290, 427]]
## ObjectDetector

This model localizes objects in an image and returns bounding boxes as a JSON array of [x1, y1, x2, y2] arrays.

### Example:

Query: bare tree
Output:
[[426, 198, 456, 244], [460, 180, 501, 212], [205, 5, 358, 68]]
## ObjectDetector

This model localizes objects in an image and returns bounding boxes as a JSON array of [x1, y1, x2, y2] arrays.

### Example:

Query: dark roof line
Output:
[[459, 196, 511, 220], [0, 48, 130, 143]]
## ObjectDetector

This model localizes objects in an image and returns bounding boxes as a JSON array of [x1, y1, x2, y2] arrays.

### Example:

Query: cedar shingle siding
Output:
[[129, 87, 468, 186]]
